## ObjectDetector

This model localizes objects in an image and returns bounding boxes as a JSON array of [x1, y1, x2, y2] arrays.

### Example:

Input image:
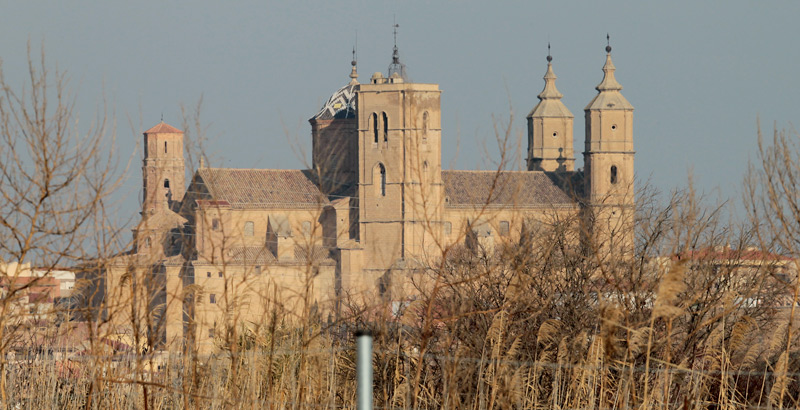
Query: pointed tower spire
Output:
[[595, 35, 623, 92], [527, 46, 574, 172], [585, 35, 632, 110], [538, 44, 564, 100]]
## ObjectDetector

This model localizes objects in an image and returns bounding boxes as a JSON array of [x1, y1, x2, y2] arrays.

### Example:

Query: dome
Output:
[[311, 83, 357, 121]]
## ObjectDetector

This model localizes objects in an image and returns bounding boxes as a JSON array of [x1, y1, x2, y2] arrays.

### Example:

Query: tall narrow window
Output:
[[372, 113, 379, 143], [380, 164, 386, 196], [610, 165, 618, 184], [212, 218, 220, 231], [499, 221, 510, 236], [209, 294, 216, 304], [164, 179, 170, 189], [382, 112, 388, 142], [244, 221, 254, 237], [444, 221, 452, 236], [422, 111, 429, 135], [164, 141, 168, 154], [302, 221, 312, 236]]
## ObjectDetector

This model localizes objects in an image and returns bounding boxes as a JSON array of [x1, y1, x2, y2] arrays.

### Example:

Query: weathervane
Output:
[[606, 33, 612, 53], [547, 42, 552, 62]]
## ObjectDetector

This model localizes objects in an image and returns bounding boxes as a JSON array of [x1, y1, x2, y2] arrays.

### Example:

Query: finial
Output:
[[349, 46, 359, 83], [546, 42, 552, 62], [393, 15, 399, 49], [161, 113, 164, 123], [387, 17, 407, 79], [605, 33, 612, 53], [352, 30, 358, 66], [392, 17, 400, 64]]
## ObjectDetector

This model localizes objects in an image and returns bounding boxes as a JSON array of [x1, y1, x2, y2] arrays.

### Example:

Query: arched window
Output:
[[610, 165, 618, 184], [144, 236, 151, 248], [244, 221, 254, 237], [372, 113, 379, 143], [164, 179, 170, 189], [382, 112, 388, 142], [375, 163, 387, 196]]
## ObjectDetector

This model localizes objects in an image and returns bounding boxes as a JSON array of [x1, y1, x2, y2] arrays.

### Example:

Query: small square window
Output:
[[208, 328, 215, 338], [209, 294, 216, 304], [218, 272, 223, 278], [244, 221, 254, 237], [206, 272, 211, 278], [255, 266, 261, 275], [302, 221, 312, 236], [212, 218, 220, 231]]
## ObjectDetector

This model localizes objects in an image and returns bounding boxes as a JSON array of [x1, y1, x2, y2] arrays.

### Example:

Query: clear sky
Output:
[[1, 1, 798, 225]]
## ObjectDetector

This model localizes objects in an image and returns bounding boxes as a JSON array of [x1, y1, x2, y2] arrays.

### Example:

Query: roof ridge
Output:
[[200, 167, 312, 172]]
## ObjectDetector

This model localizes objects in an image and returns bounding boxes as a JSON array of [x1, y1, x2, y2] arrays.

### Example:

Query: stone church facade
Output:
[[103, 44, 635, 353]]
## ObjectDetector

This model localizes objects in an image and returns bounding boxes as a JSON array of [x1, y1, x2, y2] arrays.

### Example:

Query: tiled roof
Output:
[[222, 246, 334, 266], [144, 122, 182, 134], [197, 168, 329, 209], [442, 170, 578, 208], [226, 246, 277, 265], [294, 245, 335, 265], [311, 83, 357, 121]]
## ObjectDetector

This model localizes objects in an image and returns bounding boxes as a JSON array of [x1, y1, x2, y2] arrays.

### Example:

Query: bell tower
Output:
[[527, 47, 574, 172], [356, 54, 443, 290], [142, 121, 186, 215], [583, 38, 635, 256]]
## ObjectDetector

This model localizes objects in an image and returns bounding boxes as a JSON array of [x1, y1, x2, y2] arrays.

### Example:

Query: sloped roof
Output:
[[442, 170, 578, 208], [134, 209, 187, 232], [225, 246, 277, 265], [222, 245, 334, 266], [196, 168, 329, 209], [144, 122, 182, 134]]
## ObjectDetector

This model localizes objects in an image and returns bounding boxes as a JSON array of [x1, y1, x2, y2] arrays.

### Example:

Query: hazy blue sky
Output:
[[2, 1, 799, 223]]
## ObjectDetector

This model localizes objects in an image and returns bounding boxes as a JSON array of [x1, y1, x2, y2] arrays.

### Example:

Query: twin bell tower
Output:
[[527, 39, 635, 255]]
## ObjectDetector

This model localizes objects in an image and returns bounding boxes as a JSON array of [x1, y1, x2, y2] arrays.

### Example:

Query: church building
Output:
[[102, 41, 635, 353]]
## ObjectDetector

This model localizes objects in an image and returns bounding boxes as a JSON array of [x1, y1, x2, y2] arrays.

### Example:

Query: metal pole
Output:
[[355, 329, 373, 410]]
